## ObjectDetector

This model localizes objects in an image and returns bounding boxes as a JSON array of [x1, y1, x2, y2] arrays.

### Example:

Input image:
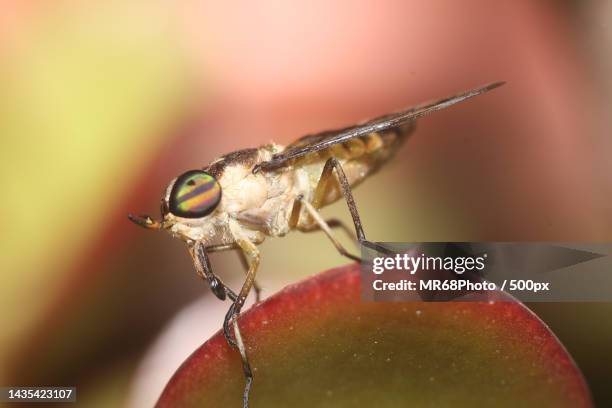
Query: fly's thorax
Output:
[[212, 144, 292, 215], [221, 153, 298, 237]]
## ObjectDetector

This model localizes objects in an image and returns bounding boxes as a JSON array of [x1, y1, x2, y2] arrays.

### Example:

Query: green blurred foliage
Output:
[[0, 0, 191, 391]]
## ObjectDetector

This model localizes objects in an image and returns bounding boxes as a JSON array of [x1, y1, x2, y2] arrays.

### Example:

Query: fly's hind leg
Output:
[[313, 157, 366, 241], [316, 157, 393, 254], [190, 243, 238, 302]]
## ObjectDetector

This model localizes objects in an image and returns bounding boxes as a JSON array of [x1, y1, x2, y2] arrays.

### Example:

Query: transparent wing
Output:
[[254, 81, 504, 172]]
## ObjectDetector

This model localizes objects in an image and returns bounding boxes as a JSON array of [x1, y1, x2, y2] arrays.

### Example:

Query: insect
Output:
[[129, 81, 504, 407]]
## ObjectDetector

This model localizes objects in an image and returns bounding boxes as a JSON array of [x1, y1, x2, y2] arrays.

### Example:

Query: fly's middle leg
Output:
[[222, 238, 260, 345], [298, 217, 357, 242], [296, 196, 361, 262], [238, 250, 263, 302]]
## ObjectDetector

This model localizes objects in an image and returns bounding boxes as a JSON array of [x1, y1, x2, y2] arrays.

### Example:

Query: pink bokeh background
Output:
[[1, 1, 610, 406]]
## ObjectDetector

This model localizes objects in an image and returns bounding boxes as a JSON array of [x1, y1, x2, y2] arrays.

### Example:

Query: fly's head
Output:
[[129, 170, 224, 244]]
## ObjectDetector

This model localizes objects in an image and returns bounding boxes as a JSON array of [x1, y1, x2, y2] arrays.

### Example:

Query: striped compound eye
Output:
[[168, 170, 222, 218]]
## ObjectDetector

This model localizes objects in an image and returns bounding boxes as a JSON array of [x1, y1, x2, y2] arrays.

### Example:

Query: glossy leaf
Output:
[[158, 264, 591, 407]]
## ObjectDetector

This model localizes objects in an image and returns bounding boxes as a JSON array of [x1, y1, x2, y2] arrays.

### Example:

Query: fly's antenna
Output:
[[128, 214, 163, 230]]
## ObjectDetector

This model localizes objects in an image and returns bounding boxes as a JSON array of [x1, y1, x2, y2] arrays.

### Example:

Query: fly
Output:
[[129, 81, 505, 407]]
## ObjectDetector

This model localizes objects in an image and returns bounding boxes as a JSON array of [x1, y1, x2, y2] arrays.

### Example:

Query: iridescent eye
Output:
[[168, 170, 222, 218]]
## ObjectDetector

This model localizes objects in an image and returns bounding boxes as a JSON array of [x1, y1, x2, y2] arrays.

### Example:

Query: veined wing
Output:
[[253, 81, 504, 173]]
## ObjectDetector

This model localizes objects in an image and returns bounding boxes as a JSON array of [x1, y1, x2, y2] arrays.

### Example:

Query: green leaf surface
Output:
[[158, 264, 591, 407]]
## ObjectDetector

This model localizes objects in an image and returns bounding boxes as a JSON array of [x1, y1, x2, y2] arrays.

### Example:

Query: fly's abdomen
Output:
[[332, 120, 415, 185], [348, 121, 414, 167], [294, 120, 416, 208]]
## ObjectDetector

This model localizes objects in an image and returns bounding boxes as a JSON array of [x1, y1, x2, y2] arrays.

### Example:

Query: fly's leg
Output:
[[288, 156, 358, 243], [233, 316, 253, 408], [298, 217, 357, 242], [187, 240, 259, 407], [222, 298, 255, 408], [206, 242, 239, 252], [189, 242, 243, 350], [314, 157, 366, 241], [207, 243, 263, 302], [189, 243, 237, 302], [223, 232, 260, 408], [296, 196, 361, 262], [253, 282, 262, 302], [223, 238, 260, 341], [298, 156, 390, 256], [315, 157, 393, 254], [290, 190, 360, 260], [223, 302, 238, 347], [238, 250, 263, 302]]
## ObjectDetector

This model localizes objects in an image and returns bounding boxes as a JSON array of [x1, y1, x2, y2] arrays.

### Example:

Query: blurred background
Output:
[[1, 0, 611, 406]]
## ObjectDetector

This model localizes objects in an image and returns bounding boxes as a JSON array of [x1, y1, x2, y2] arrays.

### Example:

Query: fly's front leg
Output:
[[189, 243, 237, 302], [207, 242, 263, 302], [189, 242, 242, 349], [195, 237, 257, 408]]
